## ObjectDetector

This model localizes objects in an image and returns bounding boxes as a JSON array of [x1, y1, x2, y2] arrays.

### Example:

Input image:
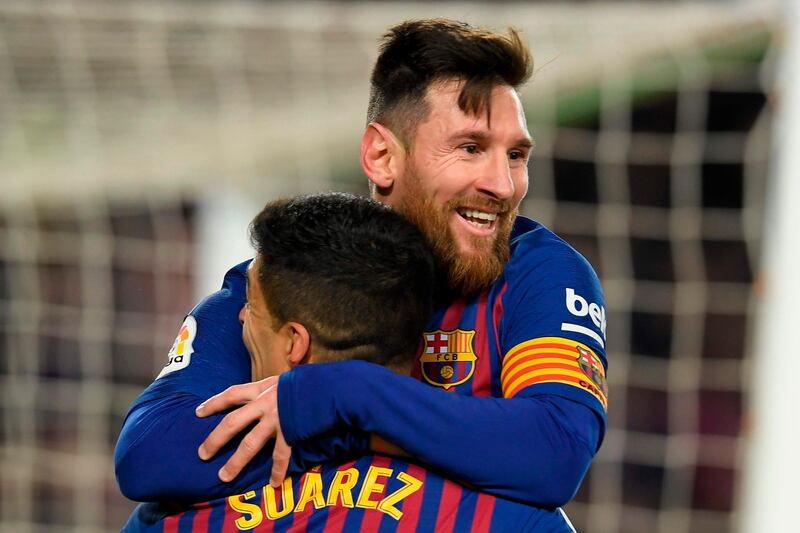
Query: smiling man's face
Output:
[[386, 80, 532, 294]]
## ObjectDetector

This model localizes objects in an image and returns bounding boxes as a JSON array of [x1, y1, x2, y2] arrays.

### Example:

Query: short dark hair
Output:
[[367, 18, 533, 144], [249, 192, 435, 368]]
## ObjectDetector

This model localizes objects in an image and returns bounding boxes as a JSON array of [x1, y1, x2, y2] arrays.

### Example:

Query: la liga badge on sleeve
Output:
[[156, 315, 197, 379], [420, 329, 477, 390]]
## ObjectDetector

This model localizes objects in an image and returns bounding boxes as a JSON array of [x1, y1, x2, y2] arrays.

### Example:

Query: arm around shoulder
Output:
[[277, 360, 601, 506]]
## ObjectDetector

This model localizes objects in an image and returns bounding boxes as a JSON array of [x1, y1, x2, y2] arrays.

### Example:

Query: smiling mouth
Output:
[[456, 208, 499, 230]]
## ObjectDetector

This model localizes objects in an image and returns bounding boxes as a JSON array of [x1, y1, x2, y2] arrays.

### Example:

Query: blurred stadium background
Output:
[[0, 0, 791, 531]]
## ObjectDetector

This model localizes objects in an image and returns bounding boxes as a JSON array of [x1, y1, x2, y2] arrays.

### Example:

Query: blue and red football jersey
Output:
[[115, 216, 607, 508], [123, 455, 575, 533]]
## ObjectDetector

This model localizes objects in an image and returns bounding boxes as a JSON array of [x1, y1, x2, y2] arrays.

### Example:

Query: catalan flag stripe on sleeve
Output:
[[501, 336, 608, 410]]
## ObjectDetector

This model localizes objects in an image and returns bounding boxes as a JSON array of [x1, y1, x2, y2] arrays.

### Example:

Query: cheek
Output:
[[243, 323, 256, 348], [409, 154, 468, 198], [513, 170, 529, 203], [245, 321, 263, 348], [425, 169, 470, 205]]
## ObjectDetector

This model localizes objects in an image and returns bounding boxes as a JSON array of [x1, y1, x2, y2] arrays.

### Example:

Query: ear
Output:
[[360, 122, 406, 195], [281, 322, 312, 368]]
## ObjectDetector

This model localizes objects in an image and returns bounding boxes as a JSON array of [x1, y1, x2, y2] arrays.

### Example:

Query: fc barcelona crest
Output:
[[420, 329, 477, 390], [576, 345, 608, 398]]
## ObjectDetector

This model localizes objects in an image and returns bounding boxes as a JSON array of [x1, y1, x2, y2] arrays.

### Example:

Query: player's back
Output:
[[122, 454, 574, 532]]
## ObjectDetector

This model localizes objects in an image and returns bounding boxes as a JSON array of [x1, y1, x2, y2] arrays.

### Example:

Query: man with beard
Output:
[[116, 18, 607, 516]]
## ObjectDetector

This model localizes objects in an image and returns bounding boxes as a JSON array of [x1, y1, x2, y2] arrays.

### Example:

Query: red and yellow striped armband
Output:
[[501, 337, 608, 411]]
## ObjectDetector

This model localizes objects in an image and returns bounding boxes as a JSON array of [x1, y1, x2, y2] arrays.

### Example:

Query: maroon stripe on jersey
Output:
[[359, 456, 393, 532], [321, 509, 346, 533], [410, 354, 422, 381], [220, 499, 239, 533], [492, 283, 508, 356], [321, 460, 359, 533], [441, 298, 467, 330], [470, 492, 496, 533], [251, 494, 275, 533], [411, 335, 425, 381], [221, 494, 271, 533], [472, 291, 491, 397], [163, 513, 180, 533], [288, 472, 315, 533], [258, 518, 278, 531], [396, 463, 427, 531], [191, 502, 212, 533], [432, 479, 462, 533], [260, 484, 288, 533], [490, 283, 508, 397], [410, 364, 421, 381]]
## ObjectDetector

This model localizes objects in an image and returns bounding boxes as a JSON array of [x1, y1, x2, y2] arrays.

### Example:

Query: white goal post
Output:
[[740, 0, 800, 531]]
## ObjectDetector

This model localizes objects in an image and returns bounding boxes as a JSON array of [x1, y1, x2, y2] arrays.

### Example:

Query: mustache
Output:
[[444, 196, 512, 214]]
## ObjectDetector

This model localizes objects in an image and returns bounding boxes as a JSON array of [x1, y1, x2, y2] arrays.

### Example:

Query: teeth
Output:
[[459, 209, 498, 222], [466, 219, 490, 228]]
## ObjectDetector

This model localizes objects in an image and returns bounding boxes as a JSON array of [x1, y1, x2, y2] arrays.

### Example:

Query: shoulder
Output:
[[499, 217, 607, 355], [189, 259, 249, 353], [191, 259, 249, 322], [506, 217, 601, 294]]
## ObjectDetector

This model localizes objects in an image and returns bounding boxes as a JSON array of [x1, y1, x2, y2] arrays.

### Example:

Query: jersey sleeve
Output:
[[278, 361, 599, 507], [499, 229, 609, 424]]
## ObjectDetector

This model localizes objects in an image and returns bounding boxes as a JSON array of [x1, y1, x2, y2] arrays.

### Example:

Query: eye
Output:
[[460, 143, 480, 155], [509, 149, 528, 161]]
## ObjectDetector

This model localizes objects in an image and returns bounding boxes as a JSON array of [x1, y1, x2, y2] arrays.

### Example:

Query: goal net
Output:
[[0, 2, 780, 531]]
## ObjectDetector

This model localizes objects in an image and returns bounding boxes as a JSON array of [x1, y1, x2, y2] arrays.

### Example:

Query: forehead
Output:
[[419, 79, 530, 138]]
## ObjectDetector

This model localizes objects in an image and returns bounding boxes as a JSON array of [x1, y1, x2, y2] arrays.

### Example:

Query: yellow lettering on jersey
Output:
[[226, 466, 425, 523], [227, 490, 263, 530], [355, 466, 392, 510], [294, 471, 325, 512], [377, 471, 423, 520], [263, 477, 294, 520], [326, 467, 359, 508]]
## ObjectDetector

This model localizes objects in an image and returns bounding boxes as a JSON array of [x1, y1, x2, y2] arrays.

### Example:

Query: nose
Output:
[[475, 150, 515, 201], [239, 305, 246, 325]]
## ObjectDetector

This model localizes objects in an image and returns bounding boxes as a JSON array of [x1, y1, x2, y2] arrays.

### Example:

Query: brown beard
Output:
[[395, 170, 517, 297]]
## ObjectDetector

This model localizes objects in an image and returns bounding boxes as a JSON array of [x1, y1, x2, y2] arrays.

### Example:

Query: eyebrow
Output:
[[516, 137, 535, 149]]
